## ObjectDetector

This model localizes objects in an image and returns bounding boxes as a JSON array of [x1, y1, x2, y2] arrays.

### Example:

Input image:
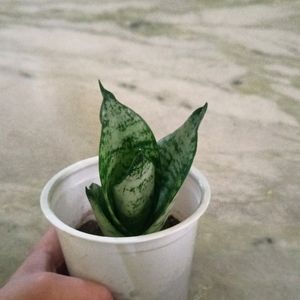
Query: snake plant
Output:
[[86, 81, 207, 237]]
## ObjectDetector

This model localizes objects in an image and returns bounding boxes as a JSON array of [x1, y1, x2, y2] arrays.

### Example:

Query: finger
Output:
[[13, 227, 64, 277], [1, 273, 113, 300], [32, 227, 64, 270], [38, 273, 114, 300]]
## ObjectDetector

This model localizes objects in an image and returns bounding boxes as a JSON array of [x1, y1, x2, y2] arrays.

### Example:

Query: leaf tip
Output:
[[190, 102, 208, 126], [98, 80, 117, 103], [85, 183, 100, 200], [85, 184, 92, 197], [198, 102, 208, 114], [98, 80, 106, 96]]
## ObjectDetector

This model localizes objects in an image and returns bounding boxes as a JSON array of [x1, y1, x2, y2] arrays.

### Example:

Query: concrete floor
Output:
[[1, 1, 300, 299]]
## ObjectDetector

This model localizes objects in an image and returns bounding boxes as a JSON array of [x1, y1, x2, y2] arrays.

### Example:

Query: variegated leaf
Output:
[[85, 183, 126, 237], [98, 81, 159, 235], [113, 152, 155, 234], [145, 103, 207, 234]]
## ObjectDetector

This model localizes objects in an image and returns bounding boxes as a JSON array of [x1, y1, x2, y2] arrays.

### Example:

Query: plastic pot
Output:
[[40, 157, 210, 300]]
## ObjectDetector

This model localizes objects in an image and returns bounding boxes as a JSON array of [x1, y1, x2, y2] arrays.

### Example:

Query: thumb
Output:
[[13, 227, 64, 278], [39, 273, 114, 300]]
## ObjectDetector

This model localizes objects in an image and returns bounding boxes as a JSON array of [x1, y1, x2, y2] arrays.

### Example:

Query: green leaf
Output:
[[97, 81, 160, 235], [85, 183, 125, 237], [112, 151, 155, 234], [145, 103, 208, 234]]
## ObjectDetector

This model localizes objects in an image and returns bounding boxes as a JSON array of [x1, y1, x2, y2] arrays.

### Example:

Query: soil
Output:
[[78, 215, 180, 236]]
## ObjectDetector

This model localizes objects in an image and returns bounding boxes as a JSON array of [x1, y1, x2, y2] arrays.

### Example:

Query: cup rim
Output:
[[40, 156, 211, 244]]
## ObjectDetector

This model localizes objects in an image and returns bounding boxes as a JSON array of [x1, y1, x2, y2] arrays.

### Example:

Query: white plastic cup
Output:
[[40, 157, 210, 300]]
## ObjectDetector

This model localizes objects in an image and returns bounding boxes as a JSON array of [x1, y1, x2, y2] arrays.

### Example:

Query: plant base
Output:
[[78, 215, 180, 237]]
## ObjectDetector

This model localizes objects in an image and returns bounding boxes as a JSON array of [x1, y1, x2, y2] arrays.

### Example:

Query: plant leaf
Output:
[[85, 183, 126, 237], [145, 103, 208, 234], [113, 151, 155, 234], [98, 81, 160, 235]]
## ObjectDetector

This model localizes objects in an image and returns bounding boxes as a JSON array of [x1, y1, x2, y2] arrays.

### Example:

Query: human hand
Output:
[[0, 227, 113, 300]]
